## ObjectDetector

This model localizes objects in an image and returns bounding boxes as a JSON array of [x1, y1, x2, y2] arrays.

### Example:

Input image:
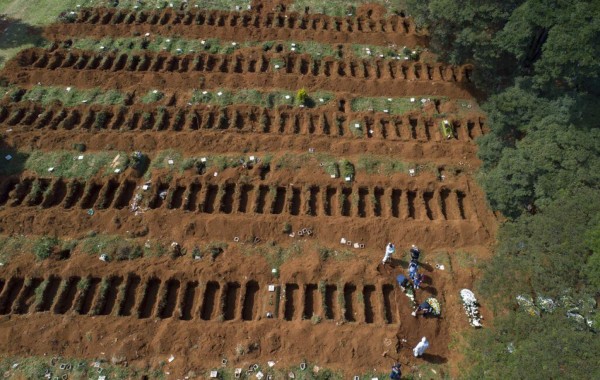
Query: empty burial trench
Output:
[[219, 184, 235, 214], [407, 190, 417, 219], [238, 185, 253, 213], [363, 285, 375, 324], [183, 183, 200, 211], [290, 187, 301, 215], [200, 281, 220, 320], [303, 284, 318, 319], [96, 179, 118, 209], [324, 187, 336, 216], [357, 188, 368, 218], [13, 278, 43, 314], [254, 185, 269, 213], [36, 277, 61, 312], [223, 282, 240, 321], [114, 180, 136, 209], [118, 274, 141, 316], [63, 180, 84, 209], [382, 284, 396, 324], [0, 277, 24, 314], [76, 277, 100, 315], [42, 179, 67, 208], [138, 278, 161, 318], [423, 191, 435, 220], [96, 276, 123, 315], [241, 281, 259, 321], [167, 185, 186, 209], [284, 283, 299, 321], [324, 285, 337, 320], [341, 187, 352, 216], [79, 182, 102, 209], [53, 277, 81, 314], [343, 284, 356, 322], [180, 281, 198, 321], [158, 279, 180, 319], [307, 186, 319, 216], [203, 184, 218, 213], [456, 191, 468, 219], [271, 187, 286, 214], [373, 187, 384, 216]]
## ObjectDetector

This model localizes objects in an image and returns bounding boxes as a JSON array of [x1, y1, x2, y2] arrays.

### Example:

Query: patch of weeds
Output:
[[80, 234, 142, 260], [351, 96, 422, 115], [349, 120, 364, 137], [454, 250, 479, 269], [282, 222, 292, 234], [143, 240, 166, 258], [356, 155, 410, 175], [340, 160, 355, 180], [33, 236, 59, 260], [0, 235, 30, 263], [24, 150, 127, 179], [140, 90, 164, 104], [21, 86, 125, 106], [270, 58, 285, 72], [149, 149, 183, 172], [311, 314, 322, 324]]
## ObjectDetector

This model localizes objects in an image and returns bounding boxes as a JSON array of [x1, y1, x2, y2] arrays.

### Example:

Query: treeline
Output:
[[405, 0, 600, 378]]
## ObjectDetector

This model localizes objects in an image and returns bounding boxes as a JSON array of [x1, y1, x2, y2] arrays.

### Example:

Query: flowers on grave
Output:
[[460, 289, 482, 327]]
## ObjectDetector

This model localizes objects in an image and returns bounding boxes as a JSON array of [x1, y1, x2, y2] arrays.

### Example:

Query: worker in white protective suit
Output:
[[413, 337, 429, 357], [382, 242, 395, 265]]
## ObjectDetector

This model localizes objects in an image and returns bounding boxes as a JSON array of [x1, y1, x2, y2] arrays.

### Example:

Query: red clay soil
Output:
[[4, 47, 476, 99], [0, 1, 496, 378]]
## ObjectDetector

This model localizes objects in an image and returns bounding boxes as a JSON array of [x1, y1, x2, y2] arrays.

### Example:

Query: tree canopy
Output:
[[406, 0, 600, 377]]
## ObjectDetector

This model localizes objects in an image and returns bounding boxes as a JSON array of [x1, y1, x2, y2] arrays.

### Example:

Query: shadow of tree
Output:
[[0, 138, 29, 177], [0, 16, 45, 51]]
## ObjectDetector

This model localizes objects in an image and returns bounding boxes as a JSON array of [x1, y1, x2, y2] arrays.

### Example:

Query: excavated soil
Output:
[[0, 1, 496, 378]]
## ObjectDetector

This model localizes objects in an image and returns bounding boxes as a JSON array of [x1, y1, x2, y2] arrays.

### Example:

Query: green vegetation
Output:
[[0, 150, 128, 179], [0, 355, 164, 380], [348, 120, 364, 137], [350, 96, 424, 115], [32, 236, 59, 260], [289, 0, 406, 17], [3, 85, 126, 106], [140, 89, 164, 104], [80, 233, 160, 260], [190, 88, 334, 108], [407, 0, 600, 377]]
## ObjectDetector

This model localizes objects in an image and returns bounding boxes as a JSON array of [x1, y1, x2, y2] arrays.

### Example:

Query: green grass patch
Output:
[[351, 96, 423, 115], [16, 86, 126, 106], [140, 89, 164, 104], [270, 58, 286, 72], [356, 155, 411, 175], [148, 149, 184, 171], [289, 0, 406, 17], [79, 233, 152, 260], [349, 120, 364, 137], [0, 150, 129, 179], [0, 235, 29, 264], [0, 355, 165, 380], [190, 88, 333, 109]]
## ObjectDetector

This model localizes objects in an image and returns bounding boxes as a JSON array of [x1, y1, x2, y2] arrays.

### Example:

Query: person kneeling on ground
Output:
[[389, 363, 402, 380], [396, 274, 412, 292], [412, 301, 433, 317]]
